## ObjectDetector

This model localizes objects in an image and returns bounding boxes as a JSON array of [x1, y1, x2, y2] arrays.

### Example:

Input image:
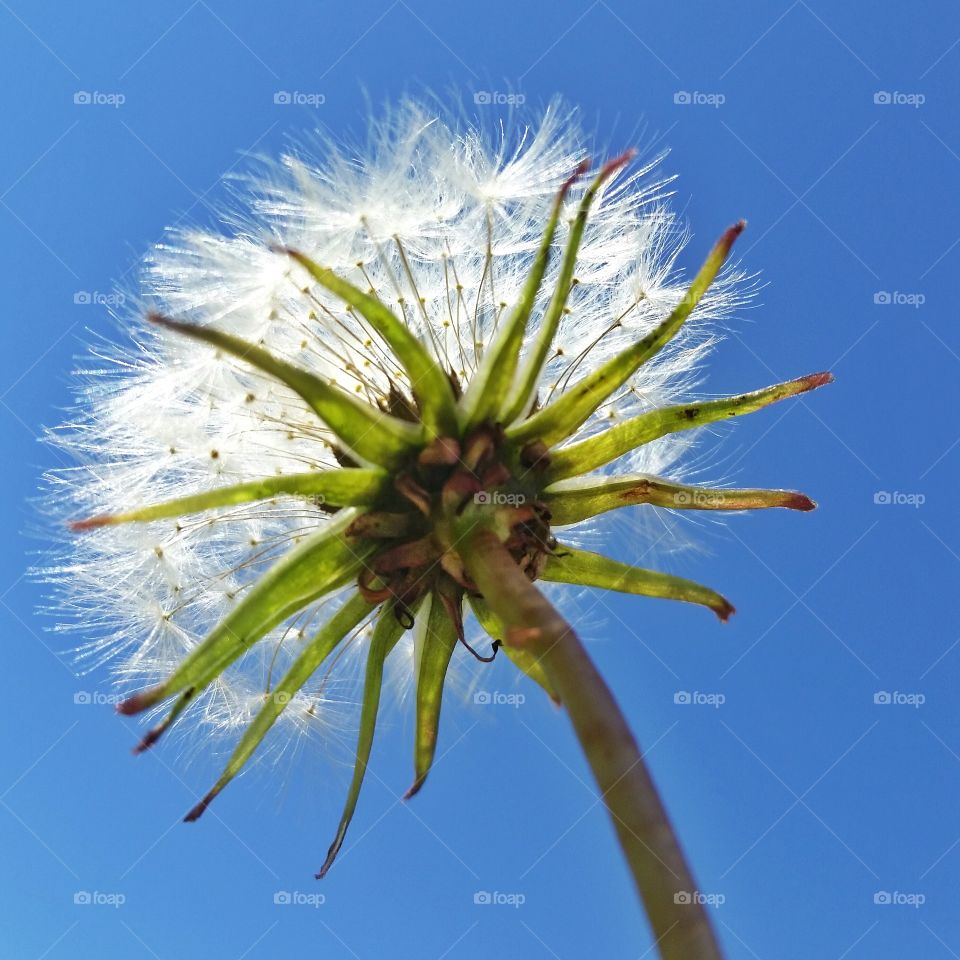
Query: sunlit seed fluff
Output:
[[42, 98, 750, 747]]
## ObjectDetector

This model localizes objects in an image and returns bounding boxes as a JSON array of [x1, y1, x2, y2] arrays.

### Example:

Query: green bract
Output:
[[75, 157, 831, 878]]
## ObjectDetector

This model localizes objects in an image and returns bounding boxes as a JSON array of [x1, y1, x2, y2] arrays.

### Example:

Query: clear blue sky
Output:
[[2, 1, 958, 957]]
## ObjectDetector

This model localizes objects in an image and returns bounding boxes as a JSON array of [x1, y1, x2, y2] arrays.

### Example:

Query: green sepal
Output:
[[318, 602, 409, 878], [183, 592, 373, 821], [283, 250, 458, 437], [405, 591, 459, 799], [547, 372, 833, 482], [541, 544, 734, 621], [118, 509, 375, 718], [507, 222, 745, 448], [148, 314, 422, 468], [502, 152, 635, 424], [468, 596, 559, 703], [543, 473, 816, 526], [71, 468, 389, 530], [460, 164, 586, 429]]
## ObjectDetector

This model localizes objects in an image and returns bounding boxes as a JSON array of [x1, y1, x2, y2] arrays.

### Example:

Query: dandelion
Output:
[[47, 100, 830, 959]]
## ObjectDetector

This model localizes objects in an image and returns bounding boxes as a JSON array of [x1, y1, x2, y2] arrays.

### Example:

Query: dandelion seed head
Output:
[[44, 98, 751, 748]]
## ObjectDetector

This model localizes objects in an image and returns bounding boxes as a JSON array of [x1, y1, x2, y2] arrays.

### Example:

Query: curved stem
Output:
[[462, 528, 723, 960]]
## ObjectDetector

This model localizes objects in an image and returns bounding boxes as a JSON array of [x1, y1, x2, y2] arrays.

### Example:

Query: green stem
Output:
[[462, 528, 724, 960]]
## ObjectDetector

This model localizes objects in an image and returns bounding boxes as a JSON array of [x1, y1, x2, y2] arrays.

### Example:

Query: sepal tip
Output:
[[183, 793, 214, 823], [718, 219, 747, 255], [402, 777, 427, 801], [116, 687, 162, 716], [600, 148, 638, 179], [69, 516, 111, 532], [803, 371, 834, 390], [132, 728, 162, 755], [715, 599, 736, 623]]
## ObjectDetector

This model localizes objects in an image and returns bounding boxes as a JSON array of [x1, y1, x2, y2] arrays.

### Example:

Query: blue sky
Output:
[[2, 1, 958, 957]]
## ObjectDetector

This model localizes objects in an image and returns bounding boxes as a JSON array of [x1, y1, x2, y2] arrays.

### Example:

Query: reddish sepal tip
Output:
[[561, 158, 593, 195], [272, 244, 303, 261], [116, 688, 160, 716], [803, 371, 834, 390], [132, 728, 163, 755], [715, 600, 736, 623], [785, 493, 817, 512], [402, 777, 426, 801], [183, 795, 213, 823], [147, 312, 193, 336], [718, 220, 747, 254], [600, 148, 638, 179], [69, 516, 110, 532]]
